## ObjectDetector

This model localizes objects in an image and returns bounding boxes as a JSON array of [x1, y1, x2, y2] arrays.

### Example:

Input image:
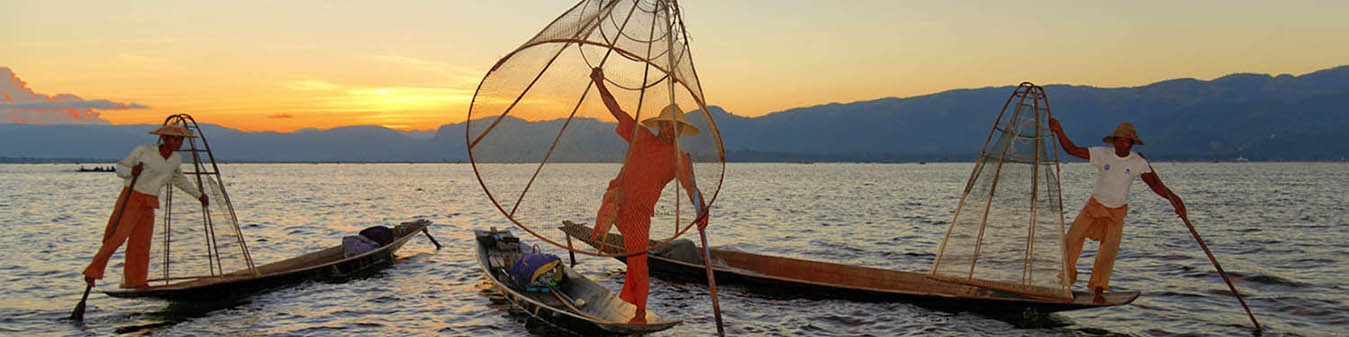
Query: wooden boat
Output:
[[560, 222, 1138, 314], [104, 219, 436, 300], [475, 228, 680, 336]]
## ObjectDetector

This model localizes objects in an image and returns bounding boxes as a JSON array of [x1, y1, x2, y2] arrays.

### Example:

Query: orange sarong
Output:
[[590, 116, 693, 318], [617, 211, 652, 313], [83, 187, 159, 287], [1064, 197, 1129, 291]]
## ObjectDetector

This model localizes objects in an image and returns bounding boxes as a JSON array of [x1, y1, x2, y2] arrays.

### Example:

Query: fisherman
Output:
[[82, 125, 208, 289], [587, 67, 708, 323], [1048, 118, 1186, 302]]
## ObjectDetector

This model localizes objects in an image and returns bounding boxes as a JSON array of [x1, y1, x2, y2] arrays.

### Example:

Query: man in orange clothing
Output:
[[83, 125, 208, 289], [1049, 118, 1186, 303], [588, 68, 707, 323]]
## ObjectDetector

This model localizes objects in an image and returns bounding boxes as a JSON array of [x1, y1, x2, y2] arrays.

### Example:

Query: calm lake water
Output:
[[1, 162, 1345, 336]]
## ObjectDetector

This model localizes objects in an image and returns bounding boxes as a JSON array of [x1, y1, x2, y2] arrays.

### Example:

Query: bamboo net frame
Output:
[[466, 0, 724, 258], [151, 114, 257, 284], [929, 83, 1072, 300]]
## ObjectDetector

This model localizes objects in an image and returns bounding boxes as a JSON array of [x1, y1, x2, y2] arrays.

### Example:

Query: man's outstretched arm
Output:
[[1049, 118, 1089, 160], [1141, 169, 1186, 219], [591, 68, 632, 125]]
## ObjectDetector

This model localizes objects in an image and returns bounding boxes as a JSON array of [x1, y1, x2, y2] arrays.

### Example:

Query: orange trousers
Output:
[[1064, 197, 1128, 291], [83, 187, 159, 287], [616, 212, 651, 316]]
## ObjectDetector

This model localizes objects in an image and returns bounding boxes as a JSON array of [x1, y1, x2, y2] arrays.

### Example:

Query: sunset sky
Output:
[[4, 0, 1347, 132]]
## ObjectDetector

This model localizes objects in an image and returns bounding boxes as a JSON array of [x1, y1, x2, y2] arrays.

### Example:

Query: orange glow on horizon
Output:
[[4, 1, 1347, 132]]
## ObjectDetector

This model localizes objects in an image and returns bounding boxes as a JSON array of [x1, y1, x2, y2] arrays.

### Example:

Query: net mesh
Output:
[[930, 83, 1071, 299], [147, 116, 255, 284], [467, 0, 723, 256]]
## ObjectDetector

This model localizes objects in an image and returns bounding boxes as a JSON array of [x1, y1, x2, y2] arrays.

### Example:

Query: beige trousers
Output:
[[1064, 197, 1129, 291]]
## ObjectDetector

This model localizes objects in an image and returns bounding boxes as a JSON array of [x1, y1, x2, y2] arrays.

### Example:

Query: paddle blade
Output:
[[422, 229, 443, 250], [70, 285, 92, 320]]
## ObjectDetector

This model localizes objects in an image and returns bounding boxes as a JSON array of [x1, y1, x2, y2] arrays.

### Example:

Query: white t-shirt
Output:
[[115, 144, 203, 198], [1088, 146, 1151, 208]]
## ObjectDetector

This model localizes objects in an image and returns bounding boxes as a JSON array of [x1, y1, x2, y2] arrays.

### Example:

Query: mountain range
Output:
[[3, 65, 1347, 163]]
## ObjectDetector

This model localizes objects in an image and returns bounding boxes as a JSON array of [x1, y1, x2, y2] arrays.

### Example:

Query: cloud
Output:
[[268, 113, 294, 119], [1, 67, 145, 124]]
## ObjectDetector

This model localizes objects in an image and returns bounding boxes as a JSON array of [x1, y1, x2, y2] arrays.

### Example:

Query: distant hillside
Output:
[[3, 65, 1347, 162], [706, 65, 1349, 161]]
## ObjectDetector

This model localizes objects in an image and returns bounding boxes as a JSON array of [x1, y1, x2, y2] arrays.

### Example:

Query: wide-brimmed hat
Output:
[[641, 104, 699, 136], [1102, 122, 1143, 145], [148, 125, 197, 138]]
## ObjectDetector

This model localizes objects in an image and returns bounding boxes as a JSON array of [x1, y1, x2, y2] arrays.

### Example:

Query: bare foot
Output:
[[627, 311, 647, 324], [1092, 287, 1105, 304]]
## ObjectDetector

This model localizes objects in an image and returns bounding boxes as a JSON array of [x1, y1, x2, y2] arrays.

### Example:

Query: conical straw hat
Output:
[[148, 125, 196, 138], [1101, 122, 1142, 145], [640, 104, 699, 136]]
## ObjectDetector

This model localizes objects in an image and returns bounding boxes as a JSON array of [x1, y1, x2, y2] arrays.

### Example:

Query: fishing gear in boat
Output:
[[475, 228, 681, 335]]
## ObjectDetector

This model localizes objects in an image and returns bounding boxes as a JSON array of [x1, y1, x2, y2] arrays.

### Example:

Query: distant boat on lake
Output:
[[76, 165, 115, 172]]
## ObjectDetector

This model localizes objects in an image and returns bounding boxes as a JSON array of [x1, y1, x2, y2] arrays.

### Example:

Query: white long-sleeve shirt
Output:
[[115, 144, 203, 199]]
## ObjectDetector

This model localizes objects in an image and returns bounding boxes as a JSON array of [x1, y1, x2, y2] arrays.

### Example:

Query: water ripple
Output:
[[1, 163, 1345, 336]]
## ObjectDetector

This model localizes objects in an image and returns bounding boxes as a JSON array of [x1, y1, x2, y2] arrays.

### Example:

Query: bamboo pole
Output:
[[1179, 215, 1262, 331], [697, 227, 726, 337], [1147, 160, 1261, 331]]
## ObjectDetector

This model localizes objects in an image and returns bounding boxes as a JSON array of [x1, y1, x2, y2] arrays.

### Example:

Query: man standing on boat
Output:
[[1049, 119, 1186, 302], [82, 125, 208, 289], [587, 68, 708, 323]]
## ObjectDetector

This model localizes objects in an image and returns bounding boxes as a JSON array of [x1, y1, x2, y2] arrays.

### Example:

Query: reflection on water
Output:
[[0, 163, 1345, 336]]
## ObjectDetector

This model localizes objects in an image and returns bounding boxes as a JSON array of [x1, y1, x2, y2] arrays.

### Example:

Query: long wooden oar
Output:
[[72, 167, 140, 320], [421, 228, 442, 250], [696, 227, 726, 337], [1179, 215, 1262, 331]]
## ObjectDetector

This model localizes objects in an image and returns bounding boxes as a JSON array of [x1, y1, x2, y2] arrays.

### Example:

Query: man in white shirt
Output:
[[1049, 119, 1187, 303], [83, 125, 208, 289]]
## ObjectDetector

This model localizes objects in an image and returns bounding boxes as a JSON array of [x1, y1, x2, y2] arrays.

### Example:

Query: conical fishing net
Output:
[[467, 0, 724, 256], [147, 115, 256, 284], [930, 83, 1071, 299]]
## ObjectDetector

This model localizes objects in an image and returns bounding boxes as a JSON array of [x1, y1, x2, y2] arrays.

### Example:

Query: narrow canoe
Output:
[[559, 221, 1139, 314], [475, 228, 680, 336], [104, 219, 435, 300]]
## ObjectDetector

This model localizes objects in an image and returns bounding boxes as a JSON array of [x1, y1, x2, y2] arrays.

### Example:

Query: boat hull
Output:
[[104, 220, 433, 301], [560, 222, 1138, 314]]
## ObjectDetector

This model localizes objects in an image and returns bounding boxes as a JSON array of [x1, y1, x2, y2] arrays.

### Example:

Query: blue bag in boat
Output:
[[342, 235, 380, 257], [359, 226, 394, 246], [507, 253, 565, 292]]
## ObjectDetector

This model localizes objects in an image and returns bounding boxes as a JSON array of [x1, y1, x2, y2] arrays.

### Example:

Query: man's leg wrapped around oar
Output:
[[82, 188, 159, 288]]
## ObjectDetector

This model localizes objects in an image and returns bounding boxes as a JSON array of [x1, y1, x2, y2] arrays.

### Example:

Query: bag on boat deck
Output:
[[360, 226, 395, 246], [342, 235, 381, 257], [507, 253, 565, 292], [651, 238, 702, 264]]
